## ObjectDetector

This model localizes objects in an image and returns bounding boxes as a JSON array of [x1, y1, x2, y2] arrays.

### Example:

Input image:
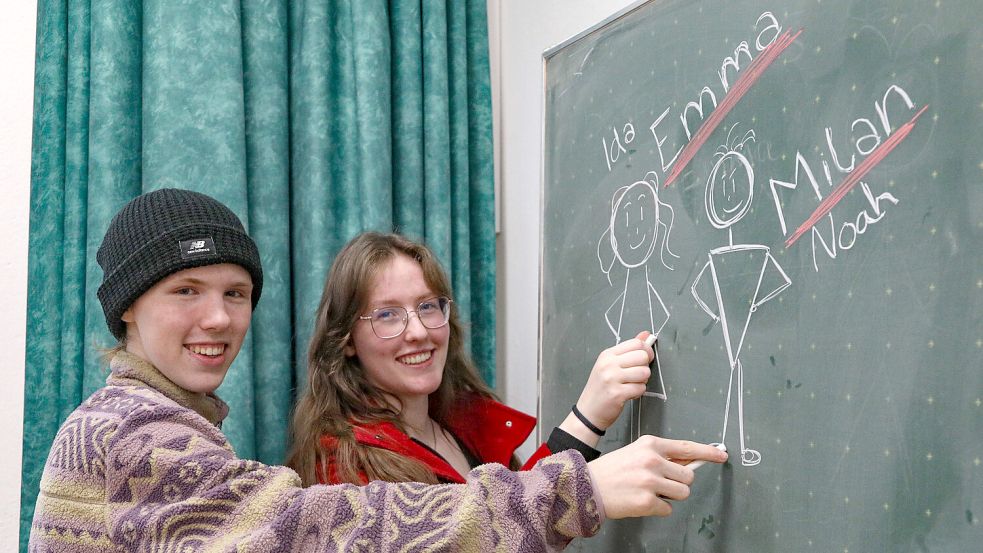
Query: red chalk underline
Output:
[[663, 28, 803, 189]]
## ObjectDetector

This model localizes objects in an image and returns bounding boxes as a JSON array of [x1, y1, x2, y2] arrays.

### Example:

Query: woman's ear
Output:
[[121, 308, 135, 323], [343, 336, 356, 357]]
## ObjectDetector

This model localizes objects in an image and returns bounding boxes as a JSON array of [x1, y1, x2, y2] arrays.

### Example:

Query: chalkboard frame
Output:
[[538, 0, 981, 550]]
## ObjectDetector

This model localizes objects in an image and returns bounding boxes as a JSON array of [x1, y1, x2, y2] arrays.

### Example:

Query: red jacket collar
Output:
[[320, 393, 536, 484]]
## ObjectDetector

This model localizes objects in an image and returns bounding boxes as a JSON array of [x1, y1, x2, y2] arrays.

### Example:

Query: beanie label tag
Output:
[[179, 237, 218, 260]]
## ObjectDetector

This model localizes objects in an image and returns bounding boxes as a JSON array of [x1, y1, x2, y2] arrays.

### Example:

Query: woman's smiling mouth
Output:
[[397, 351, 433, 365]]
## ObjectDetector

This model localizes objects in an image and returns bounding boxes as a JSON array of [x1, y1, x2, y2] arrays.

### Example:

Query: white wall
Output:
[[0, 2, 37, 548], [491, 0, 638, 456]]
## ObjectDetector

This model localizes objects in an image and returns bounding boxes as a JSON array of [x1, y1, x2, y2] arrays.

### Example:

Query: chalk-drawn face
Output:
[[610, 180, 659, 268], [706, 149, 754, 229]]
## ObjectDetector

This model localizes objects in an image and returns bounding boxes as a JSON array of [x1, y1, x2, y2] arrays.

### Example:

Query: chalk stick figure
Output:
[[691, 127, 791, 466], [597, 171, 679, 400]]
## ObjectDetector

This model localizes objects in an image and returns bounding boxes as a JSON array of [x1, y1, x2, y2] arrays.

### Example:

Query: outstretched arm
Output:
[[587, 436, 729, 518], [101, 395, 603, 551]]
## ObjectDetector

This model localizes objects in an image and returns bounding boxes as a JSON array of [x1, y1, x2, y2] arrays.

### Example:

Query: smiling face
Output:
[[611, 180, 659, 268], [706, 150, 754, 229], [345, 253, 450, 409], [121, 263, 253, 394]]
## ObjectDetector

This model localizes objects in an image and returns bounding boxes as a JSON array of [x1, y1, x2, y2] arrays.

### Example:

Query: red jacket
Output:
[[317, 393, 554, 484]]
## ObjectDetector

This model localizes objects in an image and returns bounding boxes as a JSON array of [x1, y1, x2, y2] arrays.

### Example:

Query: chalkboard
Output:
[[539, 0, 981, 551]]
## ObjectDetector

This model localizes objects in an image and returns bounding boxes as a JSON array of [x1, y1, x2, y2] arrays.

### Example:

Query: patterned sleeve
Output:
[[522, 427, 603, 472], [105, 396, 602, 552]]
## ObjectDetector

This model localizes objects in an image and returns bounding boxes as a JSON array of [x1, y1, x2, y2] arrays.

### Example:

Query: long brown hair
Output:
[[287, 232, 505, 485]]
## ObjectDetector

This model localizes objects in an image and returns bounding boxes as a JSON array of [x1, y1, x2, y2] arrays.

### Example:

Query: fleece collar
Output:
[[106, 350, 230, 427]]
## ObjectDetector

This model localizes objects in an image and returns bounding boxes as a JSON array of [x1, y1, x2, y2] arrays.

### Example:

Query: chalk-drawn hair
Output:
[[597, 171, 679, 284], [286, 232, 510, 485]]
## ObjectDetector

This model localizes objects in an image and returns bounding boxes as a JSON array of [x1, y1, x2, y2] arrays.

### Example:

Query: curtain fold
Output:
[[20, 1, 497, 549]]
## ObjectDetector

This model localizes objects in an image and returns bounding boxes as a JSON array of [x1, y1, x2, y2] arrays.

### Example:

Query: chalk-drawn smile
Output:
[[614, 191, 658, 263]]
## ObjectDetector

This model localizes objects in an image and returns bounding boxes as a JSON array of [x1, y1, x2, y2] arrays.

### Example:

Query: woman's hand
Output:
[[559, 331, 654, 445], [586, 436, 728, 518]]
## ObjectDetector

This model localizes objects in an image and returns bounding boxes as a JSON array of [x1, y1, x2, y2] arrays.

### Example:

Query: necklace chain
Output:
[[428, 418, 438, 451], [408, 417, 440, 451]]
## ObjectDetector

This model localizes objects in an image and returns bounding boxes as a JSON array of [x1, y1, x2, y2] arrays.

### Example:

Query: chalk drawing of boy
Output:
[[691, 126, 791, 466]]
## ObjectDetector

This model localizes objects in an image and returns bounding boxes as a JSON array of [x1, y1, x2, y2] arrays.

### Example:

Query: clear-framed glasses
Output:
[[358, 296, 453, 339]]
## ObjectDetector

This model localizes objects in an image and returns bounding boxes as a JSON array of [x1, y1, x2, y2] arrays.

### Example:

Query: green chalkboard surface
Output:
[[540, 0, 981, 550]]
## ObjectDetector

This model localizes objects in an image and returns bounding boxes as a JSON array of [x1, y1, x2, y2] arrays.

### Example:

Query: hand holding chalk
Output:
[[567, 331, 656, 438]]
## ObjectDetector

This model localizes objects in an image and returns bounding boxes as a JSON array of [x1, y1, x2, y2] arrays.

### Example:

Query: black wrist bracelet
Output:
[[571, 404, 606, 436]]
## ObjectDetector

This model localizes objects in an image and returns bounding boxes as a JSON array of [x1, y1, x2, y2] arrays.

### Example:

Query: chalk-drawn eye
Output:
[[622, 201, 633, 227]]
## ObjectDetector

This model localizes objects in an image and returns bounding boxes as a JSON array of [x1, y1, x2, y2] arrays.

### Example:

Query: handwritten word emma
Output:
[[600, 12, 785, 175]]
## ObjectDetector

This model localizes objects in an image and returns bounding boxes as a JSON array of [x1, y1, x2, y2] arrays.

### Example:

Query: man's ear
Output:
[[121, 308, 135, 323]]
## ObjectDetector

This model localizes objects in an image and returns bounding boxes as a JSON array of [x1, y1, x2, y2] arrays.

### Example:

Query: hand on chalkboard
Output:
[[563, 331, 654, 444], [587, 436, 728, 519]]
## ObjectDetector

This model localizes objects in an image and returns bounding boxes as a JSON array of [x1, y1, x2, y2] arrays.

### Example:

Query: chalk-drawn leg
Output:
[[720, 361, 735, 445], [736, 359, 761, 466], [645, 270, 671, 337], [642, 345, 667, 399], [629, 395, 642, 442], [641, 271, 669, 400]]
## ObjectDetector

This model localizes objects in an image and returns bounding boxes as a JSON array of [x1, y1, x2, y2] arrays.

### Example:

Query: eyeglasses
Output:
[[358, 296, 453, 339]]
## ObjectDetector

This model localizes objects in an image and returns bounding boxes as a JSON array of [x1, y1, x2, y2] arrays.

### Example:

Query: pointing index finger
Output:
[[664, 440, 729, 465], [686, 443, 728, 470]]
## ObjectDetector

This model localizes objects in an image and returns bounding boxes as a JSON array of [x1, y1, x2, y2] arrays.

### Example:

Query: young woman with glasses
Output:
[[287, 232, 726, 499], [30, 192, 726, 551]]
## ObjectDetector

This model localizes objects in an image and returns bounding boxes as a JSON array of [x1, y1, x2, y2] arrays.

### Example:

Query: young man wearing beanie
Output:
[[28, 188, 727, 552]]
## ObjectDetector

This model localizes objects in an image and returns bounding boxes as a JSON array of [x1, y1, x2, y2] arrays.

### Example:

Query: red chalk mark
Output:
[[784, 104, 929, 248], [664, 28, 803, 189]]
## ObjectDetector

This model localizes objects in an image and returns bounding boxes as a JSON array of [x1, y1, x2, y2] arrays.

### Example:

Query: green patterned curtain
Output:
[[20, 0, 496, 549]]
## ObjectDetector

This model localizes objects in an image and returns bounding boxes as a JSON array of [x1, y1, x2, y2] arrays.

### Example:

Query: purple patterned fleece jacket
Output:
[[29, 352, 603, 552]]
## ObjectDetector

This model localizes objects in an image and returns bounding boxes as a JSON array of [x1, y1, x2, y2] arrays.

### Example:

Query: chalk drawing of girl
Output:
[[597, 171, 679, 400]]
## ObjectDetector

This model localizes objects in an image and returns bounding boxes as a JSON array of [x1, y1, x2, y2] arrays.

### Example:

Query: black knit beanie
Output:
[[97, 188, 264, 340]]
